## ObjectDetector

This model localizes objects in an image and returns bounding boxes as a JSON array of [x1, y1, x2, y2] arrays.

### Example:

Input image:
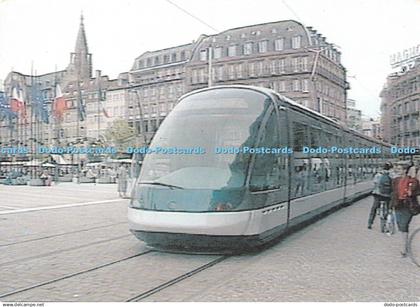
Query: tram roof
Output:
[[180, 85, 390, 148]]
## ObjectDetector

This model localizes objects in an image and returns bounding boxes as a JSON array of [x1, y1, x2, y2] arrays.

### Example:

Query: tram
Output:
[[128, 85, 391, 251]]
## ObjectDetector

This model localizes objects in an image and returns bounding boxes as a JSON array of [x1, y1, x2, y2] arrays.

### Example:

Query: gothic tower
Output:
[[66, 14, 92, 81]]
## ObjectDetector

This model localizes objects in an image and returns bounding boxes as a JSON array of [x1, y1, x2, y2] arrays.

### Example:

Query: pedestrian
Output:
[[117, 164, 128, 198], [368, 162, 393, 229], [391, 164, 419, 257]]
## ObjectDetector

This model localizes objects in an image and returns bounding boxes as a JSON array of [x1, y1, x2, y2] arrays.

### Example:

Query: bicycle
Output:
[[408, 227, 420, 267], [378, 200, 395, 235]]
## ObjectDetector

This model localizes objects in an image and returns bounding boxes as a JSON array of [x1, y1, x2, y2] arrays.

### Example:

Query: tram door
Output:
[[249, 106, 289, 230]]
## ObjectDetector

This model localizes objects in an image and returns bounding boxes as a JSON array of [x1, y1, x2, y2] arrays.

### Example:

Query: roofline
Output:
[[206, 19, 313, 46], [6, 70, 66, 78], [134, 42, 194, 60]]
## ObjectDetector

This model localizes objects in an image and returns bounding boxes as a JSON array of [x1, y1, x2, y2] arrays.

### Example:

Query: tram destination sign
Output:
[[390, 44, 420, 69]]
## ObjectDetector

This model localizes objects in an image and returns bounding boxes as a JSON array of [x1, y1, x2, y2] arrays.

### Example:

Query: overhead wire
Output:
[[164, 0, 219, 33]]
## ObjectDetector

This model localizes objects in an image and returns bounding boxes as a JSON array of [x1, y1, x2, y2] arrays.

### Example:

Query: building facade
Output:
[[361, 117, 381, 139], [346, 99, 362, 130], [380, 59, 420, 145], [129, 20, 349, 144]]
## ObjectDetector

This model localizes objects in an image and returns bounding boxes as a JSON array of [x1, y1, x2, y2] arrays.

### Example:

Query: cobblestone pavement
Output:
[[0, 184, 419, 302], [0, 183, 120, 211]]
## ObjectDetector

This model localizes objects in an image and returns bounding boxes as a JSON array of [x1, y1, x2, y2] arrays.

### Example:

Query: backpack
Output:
[[378, 173, 392, 196], [397, 177, 417, 200]]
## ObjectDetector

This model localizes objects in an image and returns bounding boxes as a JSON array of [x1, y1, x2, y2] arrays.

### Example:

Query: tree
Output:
[[105, 119, 136, 154]]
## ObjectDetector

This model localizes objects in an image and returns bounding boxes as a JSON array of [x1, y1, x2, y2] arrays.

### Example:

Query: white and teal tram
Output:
[[128, 85, 391, 251]]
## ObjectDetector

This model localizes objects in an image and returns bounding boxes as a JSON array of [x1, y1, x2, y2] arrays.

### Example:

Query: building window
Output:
[[192, 70, 198, 84], [274, 38, 284, 51], [249, 62, 255, 77], [302, 79, 309, 92], [276, 81, 285, 92], [257, 61, 264, 75], [199, 69, 206, 83], [228, 45, 237, 57], [293, 79, 301, 91], [258, 41, 268, 53], [237, 63, 243, 78], [279, 58, 285, 73], [270, 60, 277, 75], [146, 58, 152, 67], [216, 66, 224, 81], [293, 58, 300, 72], [200, 49, 207, 61], [163, 54, 170, 63], [171, 53, 177, 62], [292, 35, 302, 49], [243, 42, 253, 55], [228, 65, 235, 79], [154, 56, 160, 65], [180, 51, 186, 60], [302, 57, 308, 71], [214, 47, 223, 59]]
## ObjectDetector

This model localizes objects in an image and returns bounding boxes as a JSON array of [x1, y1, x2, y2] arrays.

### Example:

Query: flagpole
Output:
[[76, 74, 81, 184], [30, 73, 34, 180], [54, 65, 60, 183], [97, 73, 101, 142]]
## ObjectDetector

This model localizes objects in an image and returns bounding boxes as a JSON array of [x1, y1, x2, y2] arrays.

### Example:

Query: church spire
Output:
[[75, 13, 89, 55], [66, 14, 92, 81]]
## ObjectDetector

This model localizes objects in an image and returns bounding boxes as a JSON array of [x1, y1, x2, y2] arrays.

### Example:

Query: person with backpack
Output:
[[391, 164, 419, 257], [368, 162, 393, 229]]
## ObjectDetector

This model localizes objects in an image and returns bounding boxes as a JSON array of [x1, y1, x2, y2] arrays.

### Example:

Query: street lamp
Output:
[[129, 88, 147, 147]]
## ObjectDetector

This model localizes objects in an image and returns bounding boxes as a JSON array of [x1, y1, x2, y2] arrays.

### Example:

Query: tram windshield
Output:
[[139, 88, 271, 189]]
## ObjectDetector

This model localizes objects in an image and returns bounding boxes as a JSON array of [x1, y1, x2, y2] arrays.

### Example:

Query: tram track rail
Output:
[[126, 255, 229, 302], [0, 250, 154, 300], [0, 221, 127, 248], [0, 234, 132, 267]]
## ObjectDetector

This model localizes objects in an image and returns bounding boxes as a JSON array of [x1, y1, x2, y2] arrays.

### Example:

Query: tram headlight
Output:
[[130, 197, 145, 209], [215, 202, 233, 211]]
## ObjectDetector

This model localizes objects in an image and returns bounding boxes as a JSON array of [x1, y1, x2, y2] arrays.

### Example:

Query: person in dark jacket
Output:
[[368, 162, 393, 229]]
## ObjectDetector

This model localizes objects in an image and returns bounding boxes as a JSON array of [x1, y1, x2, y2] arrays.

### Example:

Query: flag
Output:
[[99, 100, 110, 118], [32, 82, 49, 124], [0, 92, 17, 130], [19, 89, 28, 121], [53, 84, 67, 120], [10, 87, 24, 113]]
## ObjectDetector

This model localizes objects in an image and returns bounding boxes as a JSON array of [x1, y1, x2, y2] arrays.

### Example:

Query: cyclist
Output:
[[368, 162, 393, 229]]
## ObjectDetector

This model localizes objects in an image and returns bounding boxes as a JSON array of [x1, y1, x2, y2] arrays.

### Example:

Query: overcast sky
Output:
[[0, 0, 419, 117]]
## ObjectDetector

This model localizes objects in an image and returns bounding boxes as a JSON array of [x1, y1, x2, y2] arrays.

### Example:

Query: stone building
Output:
[[129, 20, 349, 144], [361, 117, 381, 139], [380, 59, 420, 145], [346, 99, 362, 131]]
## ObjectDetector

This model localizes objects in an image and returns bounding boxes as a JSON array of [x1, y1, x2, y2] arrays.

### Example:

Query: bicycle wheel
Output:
[[408, 228, 420, 267]]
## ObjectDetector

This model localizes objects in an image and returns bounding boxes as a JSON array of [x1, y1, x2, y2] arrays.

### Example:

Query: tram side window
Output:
[[250, 111, 282, 191], [308, 127, 324, 193], [324, 132, 335, 190], [292, 121, 309, 198], [293, 122, 306, 151]]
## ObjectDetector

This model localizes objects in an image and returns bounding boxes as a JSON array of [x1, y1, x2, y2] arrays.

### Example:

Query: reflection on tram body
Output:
[[128, 85, 392, 251]]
